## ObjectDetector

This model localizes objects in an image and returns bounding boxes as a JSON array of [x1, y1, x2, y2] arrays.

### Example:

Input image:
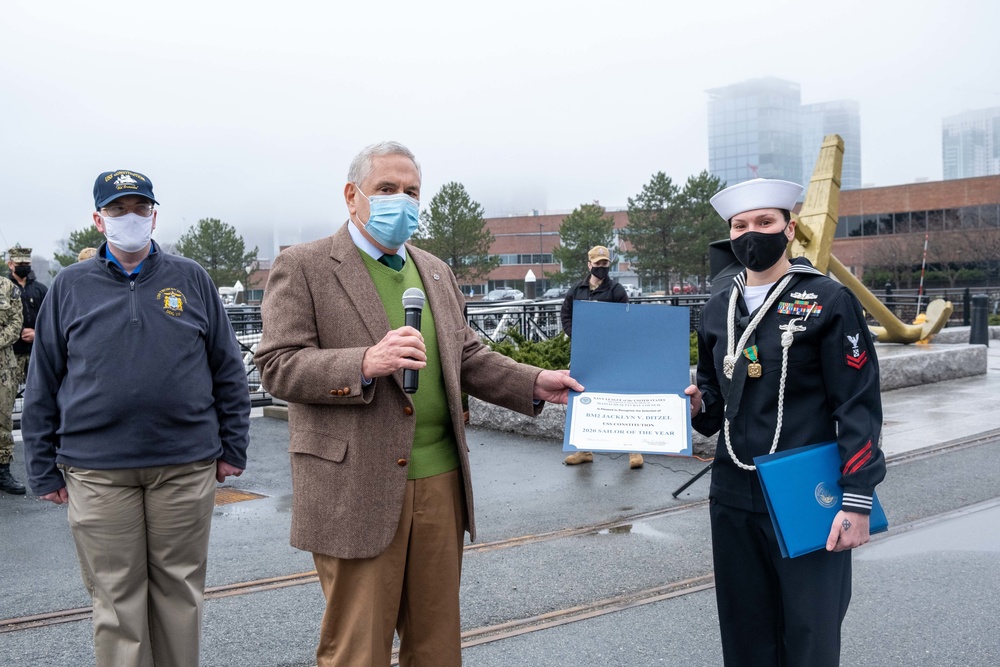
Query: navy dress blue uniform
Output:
[[693, 259, 886, 666]]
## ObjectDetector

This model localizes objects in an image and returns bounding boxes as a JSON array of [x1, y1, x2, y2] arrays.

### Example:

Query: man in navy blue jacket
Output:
[[22, 170, 251, 667]]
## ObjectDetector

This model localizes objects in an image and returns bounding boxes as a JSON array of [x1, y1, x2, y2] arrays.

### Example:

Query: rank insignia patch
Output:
[[157, 288, 187, 317], [778, 299, 823, 317], [845, 331, 868, 369]]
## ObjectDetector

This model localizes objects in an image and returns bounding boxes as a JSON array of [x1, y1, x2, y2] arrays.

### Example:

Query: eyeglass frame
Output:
[[100, 200, 156, 218]]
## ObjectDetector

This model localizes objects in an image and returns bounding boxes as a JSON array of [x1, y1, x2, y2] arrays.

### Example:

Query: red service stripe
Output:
[[845, 450, 872, 475], [842, 440, 872, 473]]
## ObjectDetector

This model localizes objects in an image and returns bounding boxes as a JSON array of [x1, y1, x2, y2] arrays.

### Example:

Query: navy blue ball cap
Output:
[[94, 170, 159, 209]]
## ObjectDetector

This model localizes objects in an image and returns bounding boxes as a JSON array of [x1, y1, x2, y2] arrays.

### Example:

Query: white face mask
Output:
[[102, 212, 154, 253]]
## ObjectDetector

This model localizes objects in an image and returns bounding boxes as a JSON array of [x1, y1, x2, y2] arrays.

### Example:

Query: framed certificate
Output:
[[563, 300, 693, 456]]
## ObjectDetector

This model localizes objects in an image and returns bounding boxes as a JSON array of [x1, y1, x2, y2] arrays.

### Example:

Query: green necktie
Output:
[[378, 253, 404, 271]]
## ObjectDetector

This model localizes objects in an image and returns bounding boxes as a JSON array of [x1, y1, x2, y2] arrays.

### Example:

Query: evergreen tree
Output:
[[175, 218, 259, 288], [549, 203, 616, 286], [673, 171, 728, 291], [53, 225, 106, 268], [620, 172, 683, 286], [411, 182, 499, 282]]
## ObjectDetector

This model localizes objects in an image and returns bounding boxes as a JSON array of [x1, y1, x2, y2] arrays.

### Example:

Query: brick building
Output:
[[247, 176, 1000, 301], [478, 175, 1000, 294], [476, 210, 633, 297], [832, 174, 1000, 284]]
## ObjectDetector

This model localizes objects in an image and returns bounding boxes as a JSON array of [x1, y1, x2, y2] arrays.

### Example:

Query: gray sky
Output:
[[3, 0, 998, 263]]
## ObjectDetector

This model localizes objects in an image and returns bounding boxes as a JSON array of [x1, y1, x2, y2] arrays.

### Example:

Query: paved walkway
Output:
[[3, 342, 999, 666], [881, 343, 1000, 457]]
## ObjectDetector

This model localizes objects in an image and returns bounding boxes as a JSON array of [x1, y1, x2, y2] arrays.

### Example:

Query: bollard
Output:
[[969, 294, 989, 346], [963, 288, 971, 326]]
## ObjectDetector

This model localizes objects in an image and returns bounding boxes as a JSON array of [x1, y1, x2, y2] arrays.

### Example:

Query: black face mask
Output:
[[590, 266, 609, 281], [730, 228, 789, 272], [13, 265, 31, 279]]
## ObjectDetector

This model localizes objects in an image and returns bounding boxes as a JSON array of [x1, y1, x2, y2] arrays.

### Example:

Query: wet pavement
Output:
[[2, 345, 999, 666]]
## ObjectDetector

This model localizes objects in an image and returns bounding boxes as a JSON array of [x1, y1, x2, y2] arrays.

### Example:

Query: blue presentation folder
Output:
[[563, 300, 693, 456], [754, 442, 888, 558]]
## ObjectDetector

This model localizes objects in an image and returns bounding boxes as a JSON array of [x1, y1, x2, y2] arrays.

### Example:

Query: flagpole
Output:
[[916, 231, 930, 314]]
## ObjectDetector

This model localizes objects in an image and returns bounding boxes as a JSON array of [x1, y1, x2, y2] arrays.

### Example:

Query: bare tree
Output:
[[925, 231, 970, 289], [959, 228, 1000, 287], [869, 233, 926, 289]]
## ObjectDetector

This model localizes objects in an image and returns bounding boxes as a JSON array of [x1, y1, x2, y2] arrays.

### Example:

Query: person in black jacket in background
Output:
[[559, 245, 641, 468]]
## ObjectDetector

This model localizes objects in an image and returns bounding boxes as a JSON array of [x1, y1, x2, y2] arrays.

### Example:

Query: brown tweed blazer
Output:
[[255, 224, 542, 559]]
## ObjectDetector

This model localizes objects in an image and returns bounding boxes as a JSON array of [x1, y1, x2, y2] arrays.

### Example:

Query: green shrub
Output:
[[487, 329, 571, 370], [989, 314, 1000, 326], [489, 329, 699, 369], [956, 268, 986, 282]]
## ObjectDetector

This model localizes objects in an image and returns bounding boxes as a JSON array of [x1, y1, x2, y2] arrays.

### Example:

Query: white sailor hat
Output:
[[710, 178, 803, 222]]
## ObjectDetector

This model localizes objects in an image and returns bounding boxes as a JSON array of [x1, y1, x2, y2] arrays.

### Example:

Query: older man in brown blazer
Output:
[[255, 141, 582, 667]]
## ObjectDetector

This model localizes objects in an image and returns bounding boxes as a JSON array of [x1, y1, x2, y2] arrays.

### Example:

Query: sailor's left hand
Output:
[[826, 510, 870, 552]]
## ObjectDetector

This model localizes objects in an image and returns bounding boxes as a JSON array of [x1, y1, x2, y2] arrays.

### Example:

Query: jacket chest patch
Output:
[[157, 288, 187, 317]]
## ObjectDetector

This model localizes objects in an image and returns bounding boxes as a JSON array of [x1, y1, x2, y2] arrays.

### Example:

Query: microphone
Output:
[[402, 288, 425, 394]]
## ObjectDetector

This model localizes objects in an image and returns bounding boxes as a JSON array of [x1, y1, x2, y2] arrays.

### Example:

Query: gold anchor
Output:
[[788, 135, 952, 343]]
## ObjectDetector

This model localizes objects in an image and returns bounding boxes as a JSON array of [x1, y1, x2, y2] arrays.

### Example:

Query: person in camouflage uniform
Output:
[[7, 246, 47, 388], [0, 255, 26, 494]]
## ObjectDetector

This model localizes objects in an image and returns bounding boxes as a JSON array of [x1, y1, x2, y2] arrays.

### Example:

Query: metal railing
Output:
[[872, 287, 1000, 326], [13, 288, 998, 420], [12, 305, 269, 422]]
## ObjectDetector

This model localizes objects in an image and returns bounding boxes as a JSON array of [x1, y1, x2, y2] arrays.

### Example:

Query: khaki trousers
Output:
[[63, 460, 217, 667], [313, 468, 467, 667]]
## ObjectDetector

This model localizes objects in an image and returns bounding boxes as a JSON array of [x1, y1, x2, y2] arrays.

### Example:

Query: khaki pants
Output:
[[63, 460, 217, 667], [313, 468, 467, 667]]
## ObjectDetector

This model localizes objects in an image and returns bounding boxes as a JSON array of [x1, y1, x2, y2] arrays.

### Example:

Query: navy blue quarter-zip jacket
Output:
[[22, 241, 251, 495]]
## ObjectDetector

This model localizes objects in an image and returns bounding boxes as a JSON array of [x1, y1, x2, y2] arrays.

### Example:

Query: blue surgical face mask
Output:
[[354, 188, 420, 249]]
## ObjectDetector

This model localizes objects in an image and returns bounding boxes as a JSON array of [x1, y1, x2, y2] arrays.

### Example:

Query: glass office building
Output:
[[707, 77, 803, 188], [801, 100, 862, 190], [942, 107, 1000, 180], [708, 78, 862, 194]]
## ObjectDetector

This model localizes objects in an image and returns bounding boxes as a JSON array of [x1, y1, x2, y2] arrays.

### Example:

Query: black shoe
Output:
[[0, 464, 26, 495]]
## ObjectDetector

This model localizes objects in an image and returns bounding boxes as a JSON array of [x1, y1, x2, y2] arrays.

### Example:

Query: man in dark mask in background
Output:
[[6, 245, 47, 391], [684, 178, 885, 667], [559, 245, 641, 468], [3, 245, 46, 494]]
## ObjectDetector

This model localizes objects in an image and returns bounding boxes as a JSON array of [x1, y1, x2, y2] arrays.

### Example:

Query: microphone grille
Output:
[[402, 287, 426, 310]]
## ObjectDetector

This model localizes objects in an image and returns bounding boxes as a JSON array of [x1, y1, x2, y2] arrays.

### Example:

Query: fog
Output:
[[2, 0, 998, 263]]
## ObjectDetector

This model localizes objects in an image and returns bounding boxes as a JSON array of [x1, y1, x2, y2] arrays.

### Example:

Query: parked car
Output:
[[672, 283, 695, 294], [541, 287, 569, 299], [623, 284, 642, 298], [483, 288, 525, 302]]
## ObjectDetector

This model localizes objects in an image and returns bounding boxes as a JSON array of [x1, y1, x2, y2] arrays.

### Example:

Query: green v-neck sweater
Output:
[[360, 251, 460, 479]]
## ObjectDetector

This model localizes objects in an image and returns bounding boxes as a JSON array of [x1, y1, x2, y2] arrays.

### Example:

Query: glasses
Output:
[[101, 202, 155, 218]]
